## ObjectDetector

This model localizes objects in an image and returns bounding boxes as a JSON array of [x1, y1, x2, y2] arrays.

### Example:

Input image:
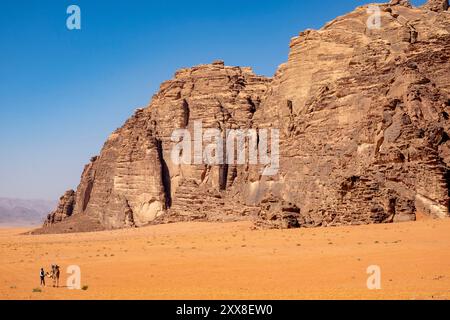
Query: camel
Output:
[[48, 264, 60, 287]]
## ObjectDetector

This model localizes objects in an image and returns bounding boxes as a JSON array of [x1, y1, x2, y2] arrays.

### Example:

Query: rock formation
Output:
[[44, 190, 75, 226], [37, 0, 450, 233], [422, 0, 449, 12]]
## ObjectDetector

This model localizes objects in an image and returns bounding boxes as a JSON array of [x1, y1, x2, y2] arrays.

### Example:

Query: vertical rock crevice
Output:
[[82, 181, 94, 212], [182, 99, 190, 128], [156, 139, 172, 209], [219, 164, 229, 191]]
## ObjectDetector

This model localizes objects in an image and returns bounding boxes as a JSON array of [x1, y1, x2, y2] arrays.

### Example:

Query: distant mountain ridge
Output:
[[0, 198, 56, 226]]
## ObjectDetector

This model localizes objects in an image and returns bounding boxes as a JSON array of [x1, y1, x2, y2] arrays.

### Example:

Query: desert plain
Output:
[[0, 217, 449, 300]]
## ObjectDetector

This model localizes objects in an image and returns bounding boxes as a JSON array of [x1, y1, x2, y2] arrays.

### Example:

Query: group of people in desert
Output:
[[39, 264, 60, 287]]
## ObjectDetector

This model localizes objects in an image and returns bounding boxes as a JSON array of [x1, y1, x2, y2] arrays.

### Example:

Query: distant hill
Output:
[[0, 198, 56, 226]]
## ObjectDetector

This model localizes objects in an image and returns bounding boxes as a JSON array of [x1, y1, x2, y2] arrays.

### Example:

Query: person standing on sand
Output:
[[40, 268, 46, 286]]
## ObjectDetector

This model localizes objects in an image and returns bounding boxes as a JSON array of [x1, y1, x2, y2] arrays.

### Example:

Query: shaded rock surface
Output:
[[422, 0, 449, 12], [44, 190, 75, 226], [37, 1, 450, 233]]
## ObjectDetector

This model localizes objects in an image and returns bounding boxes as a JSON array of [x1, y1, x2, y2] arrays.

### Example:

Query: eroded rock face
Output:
[[44, 190, 75, 226], [41, 1, 450, 232], [42, 63, 272, 231], [422, 0, 449, 12], [255, 195, 302, 229], [252, 0, 450, 226]]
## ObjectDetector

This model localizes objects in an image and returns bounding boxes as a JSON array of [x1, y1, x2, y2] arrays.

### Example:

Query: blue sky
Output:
[[0, 0, 427, 200]]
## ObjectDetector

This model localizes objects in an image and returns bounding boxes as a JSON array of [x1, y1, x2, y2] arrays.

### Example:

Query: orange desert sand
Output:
[[1, 218, 449, 300]]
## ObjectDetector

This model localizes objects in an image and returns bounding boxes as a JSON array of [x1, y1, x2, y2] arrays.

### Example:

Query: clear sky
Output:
[[0, 0, 427, 200]]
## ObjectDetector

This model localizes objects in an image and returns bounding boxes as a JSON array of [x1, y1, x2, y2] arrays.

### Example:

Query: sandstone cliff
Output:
[[37, 0, 450, 233]]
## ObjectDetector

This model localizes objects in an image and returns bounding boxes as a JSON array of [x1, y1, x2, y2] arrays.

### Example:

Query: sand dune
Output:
[[0, 218, 449, 300]]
